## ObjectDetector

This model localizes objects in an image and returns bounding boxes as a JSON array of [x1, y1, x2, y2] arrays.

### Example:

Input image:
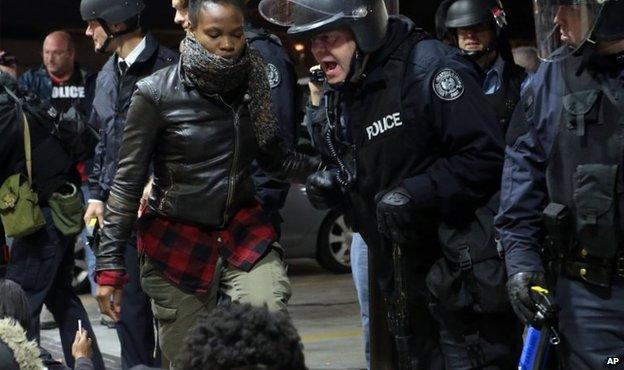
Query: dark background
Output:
[[0, 0, 535, 75]]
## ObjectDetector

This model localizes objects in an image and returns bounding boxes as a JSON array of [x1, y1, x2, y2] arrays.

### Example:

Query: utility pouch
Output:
[[48, 182, 84, 235], [542, 202, 571, 257], [0, 96, 45, 238], [562, 90, 601, 137], [0, 174, 45, 238], [427, 194, 508, 314], [573, 164, 619, 259]]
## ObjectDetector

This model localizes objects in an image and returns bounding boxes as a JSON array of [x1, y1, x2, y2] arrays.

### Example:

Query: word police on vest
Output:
[[366, 112, 403, 140], [52, 86, 86, 99], [606, 356, 622, 366]]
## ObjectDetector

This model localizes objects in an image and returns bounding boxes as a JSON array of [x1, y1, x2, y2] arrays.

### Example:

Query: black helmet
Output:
[[259, 0, 389, 53], [444, 0, 507, 31], [80, 0, 145, 24], [593, 0, 624, 42], [435, 0, 455, 42], [443, 0, 508, 60]]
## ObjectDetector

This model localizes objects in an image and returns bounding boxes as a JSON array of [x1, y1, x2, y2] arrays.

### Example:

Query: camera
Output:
[[309, 68, 326, 84]]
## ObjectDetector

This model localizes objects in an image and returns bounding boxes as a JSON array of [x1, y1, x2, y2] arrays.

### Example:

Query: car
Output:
[[72, 185, 354, 293], [280, 184, 353, 274]]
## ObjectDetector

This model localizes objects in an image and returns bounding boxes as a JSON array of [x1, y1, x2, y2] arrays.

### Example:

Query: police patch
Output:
[[433, 69, 464, 101], [266, 63, 281, 89]]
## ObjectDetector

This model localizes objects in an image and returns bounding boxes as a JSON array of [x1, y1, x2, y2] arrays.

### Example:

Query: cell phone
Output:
[[309, 68, 326, 84]]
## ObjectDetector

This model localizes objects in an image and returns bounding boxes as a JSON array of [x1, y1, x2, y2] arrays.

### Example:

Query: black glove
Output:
[[375, 186, 417, 244], [506, 271, 548, 324], [306, 170, 342, 210]]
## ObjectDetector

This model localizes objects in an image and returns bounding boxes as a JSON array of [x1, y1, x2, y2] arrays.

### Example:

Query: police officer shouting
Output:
[[260, 0, 504, 368], [495, 0, 624, 368], [442, 0, 527, 133]]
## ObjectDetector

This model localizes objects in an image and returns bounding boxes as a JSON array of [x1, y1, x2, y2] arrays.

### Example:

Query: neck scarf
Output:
[[181, 35, 276, 147]]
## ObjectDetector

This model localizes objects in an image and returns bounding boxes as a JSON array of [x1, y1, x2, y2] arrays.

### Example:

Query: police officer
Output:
[[495, 0, 624, 368], [443, 0, 527, 134], [80, 0, 178, 367], [244, 0, 299, 238], [260, 1, 504, 368]]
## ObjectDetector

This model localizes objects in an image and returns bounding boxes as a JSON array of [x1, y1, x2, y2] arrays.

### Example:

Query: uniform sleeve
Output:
[[303, 99, 326, 148], [88, 108, 106, 201], [97, 83, 162, 272], [494, 91, 552, 276], [401, 55, 505, 222]]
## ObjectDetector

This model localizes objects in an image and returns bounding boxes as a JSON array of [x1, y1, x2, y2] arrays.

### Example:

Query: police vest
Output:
[[340, 30, 431, 204], [545, 55, 624, 262], [484, 61, 526, 135]]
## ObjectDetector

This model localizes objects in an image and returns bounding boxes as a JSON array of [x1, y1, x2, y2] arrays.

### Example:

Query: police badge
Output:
[[433, 69, 464, 101], [266, 63, 281, 89]]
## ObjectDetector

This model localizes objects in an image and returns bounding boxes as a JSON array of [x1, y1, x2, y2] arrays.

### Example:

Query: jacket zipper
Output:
[[216, 95, 243, 225]]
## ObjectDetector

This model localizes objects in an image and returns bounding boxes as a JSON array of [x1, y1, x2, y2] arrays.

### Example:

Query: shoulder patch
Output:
[[266, 63, 281, 89], [432, 68, 464, 101]]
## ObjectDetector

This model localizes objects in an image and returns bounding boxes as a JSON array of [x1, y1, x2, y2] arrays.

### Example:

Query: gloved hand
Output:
[[375, 186, 417, 244], [506, 271, 548, 324], [306, 170, 342, 210]]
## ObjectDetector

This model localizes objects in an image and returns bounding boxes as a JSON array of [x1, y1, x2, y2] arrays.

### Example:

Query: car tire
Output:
[[73, 238, 91, 294], [316, 211, 352, 274]]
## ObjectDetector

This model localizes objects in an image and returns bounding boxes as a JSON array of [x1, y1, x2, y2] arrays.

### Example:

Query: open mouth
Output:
[[322, 61, 338, 73]]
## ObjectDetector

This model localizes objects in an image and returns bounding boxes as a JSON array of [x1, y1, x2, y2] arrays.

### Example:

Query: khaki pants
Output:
[[139, 247, 291, 366], [220, 247, 291, 313]]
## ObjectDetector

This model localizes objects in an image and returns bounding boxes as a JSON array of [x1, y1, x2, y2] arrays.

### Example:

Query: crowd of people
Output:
[[1, 0, 623, 369]]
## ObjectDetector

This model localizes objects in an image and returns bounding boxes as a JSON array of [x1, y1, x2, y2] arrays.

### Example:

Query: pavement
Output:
[[40, 259, 367, 370]]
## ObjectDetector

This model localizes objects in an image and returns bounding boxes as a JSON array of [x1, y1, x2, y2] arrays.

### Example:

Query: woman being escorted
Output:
[[94, 0, 321, 365]]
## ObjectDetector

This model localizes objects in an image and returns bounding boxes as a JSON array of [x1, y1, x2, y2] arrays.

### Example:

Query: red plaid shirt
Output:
[[129, 203, 276, 293]]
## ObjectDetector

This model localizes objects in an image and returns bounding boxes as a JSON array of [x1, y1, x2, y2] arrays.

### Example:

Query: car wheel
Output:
[[73, 238, 92, 294], [317, 211, 353, 274]]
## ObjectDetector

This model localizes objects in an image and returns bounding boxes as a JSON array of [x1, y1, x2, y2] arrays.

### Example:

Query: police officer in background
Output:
[[260, 0, 504, 368], [244, 0, 299, 237], [443, 0, 526, 133], [495, 0, 624, 368], [80, 0, 178, 367]]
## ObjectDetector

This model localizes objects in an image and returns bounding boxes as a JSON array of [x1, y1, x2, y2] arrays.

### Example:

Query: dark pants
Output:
[[117, 237, 160, 369], [6, 208, 105, 370], [435, 310, 523, 370], [556, 275, 624, 369]]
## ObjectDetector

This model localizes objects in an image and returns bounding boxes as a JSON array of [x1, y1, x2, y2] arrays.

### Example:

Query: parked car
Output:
[[280, 184, 353, 274]]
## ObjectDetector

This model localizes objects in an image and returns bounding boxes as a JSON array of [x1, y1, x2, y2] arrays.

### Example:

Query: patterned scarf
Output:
[[181, 35, 276, 147]]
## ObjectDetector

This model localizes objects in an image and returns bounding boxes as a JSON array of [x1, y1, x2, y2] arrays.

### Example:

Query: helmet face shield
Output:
[[533, 0, 603, 61], [259, 0, 371, 30]]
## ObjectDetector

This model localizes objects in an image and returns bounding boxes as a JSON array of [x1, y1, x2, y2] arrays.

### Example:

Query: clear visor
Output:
[[533, 0, 603, 62], [259, 0, 369, 27]]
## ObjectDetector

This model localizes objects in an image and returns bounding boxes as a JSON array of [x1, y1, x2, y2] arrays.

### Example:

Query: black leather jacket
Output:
[[97, 61, 321, 272]]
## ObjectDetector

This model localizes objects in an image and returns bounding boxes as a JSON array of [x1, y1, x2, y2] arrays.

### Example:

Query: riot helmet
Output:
[[258, 0, 389, 53], [443, 0, 508, 59], [80, 0, 145, 53], [435, 0, 455, 43], [533, 0, 623, 62]]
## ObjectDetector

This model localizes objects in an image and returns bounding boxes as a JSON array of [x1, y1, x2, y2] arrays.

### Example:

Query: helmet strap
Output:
[[95, 17, 142, 54]]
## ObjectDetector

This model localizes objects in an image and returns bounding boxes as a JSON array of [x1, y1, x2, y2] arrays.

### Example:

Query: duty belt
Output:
[[562, 256, 624, 288]]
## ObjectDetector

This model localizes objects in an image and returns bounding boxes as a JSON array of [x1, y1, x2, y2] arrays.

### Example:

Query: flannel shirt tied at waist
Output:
[[135, 202, 276, 293]]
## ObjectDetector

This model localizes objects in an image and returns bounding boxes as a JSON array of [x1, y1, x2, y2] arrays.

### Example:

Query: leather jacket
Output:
[[97, 61, 322, 272]]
